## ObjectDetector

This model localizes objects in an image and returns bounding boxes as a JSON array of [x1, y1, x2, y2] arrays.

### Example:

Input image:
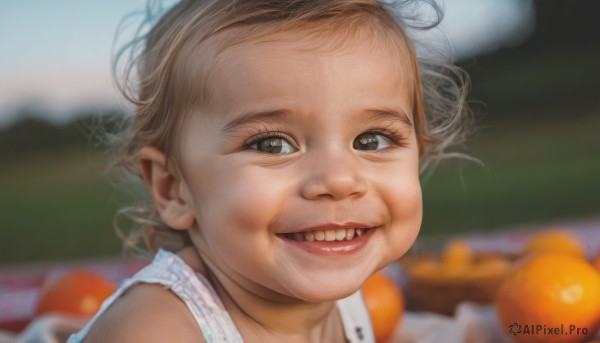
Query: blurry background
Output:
[[1, 0, 599, 266]]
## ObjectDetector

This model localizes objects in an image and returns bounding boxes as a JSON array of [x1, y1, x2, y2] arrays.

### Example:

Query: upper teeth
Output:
[[290, 228, 365, 242]]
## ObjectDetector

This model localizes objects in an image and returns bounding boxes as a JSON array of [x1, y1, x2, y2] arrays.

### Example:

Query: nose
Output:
[[300, 150, 368, 201]]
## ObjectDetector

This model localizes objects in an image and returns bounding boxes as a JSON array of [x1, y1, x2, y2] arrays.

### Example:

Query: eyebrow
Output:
[[362, 108, 414, 128], [222, 109, 297, 134], [221, 107, 414, 134]]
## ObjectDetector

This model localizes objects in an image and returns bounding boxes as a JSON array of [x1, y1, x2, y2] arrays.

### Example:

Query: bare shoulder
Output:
[[82, 283, 205, 343]]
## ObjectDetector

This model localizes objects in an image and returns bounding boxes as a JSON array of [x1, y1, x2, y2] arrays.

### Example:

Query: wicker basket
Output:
[[401, 253, 514, 316]]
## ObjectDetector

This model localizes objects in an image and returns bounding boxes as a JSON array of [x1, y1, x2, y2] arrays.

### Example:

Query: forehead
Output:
[[199, 26, 416, 110], [235, 38, 404, 89], [171, 16, 415, 102]]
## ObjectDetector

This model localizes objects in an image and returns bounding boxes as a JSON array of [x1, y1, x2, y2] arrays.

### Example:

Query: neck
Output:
[[231, 292, 340, 340], [206, 261, 345, 342]]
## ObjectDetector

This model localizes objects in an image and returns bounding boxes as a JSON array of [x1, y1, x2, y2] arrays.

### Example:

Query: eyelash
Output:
[[244, 129, 295, 149], [366, 126, 408, 148], [243, 126, 408, 151]]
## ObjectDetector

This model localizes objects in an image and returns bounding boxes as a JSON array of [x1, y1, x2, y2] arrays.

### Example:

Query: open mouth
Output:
[[281, 227, 375, 242]]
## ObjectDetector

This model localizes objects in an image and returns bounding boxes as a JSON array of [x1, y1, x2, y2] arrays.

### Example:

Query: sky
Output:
[[0, 0, 534, 127]]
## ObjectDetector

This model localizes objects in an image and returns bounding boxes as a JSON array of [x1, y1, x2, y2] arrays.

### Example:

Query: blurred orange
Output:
[[441, 239, 473, 269], [496, 252, 600, 343], [35, 271, 116, 317], [593, 250, 600, 272], [522, 229, 586, 259], [362, 271, 404, 342]]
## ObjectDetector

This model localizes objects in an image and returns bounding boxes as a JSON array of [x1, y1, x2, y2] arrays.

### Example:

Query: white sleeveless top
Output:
[[68, 249, 375, 343]]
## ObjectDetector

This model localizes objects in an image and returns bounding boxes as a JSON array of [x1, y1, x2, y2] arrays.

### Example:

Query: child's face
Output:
[[176, 31, 422, 301]]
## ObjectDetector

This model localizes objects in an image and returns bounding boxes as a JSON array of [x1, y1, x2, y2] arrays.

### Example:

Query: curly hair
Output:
[[107, 0, 472, 256]]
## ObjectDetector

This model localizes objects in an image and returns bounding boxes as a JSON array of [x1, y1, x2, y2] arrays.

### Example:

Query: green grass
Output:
[[0, 148, 123, 265], [1, 112, 599, 266], [420, 111, 600, 236]]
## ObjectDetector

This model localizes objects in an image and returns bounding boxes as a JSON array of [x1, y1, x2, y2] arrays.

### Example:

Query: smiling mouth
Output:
[[281, 227, 375, 242]]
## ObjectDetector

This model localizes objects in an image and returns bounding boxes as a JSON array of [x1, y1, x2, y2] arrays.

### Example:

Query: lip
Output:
[[278, 226, 379, 257], [282, 222, 374, 234]]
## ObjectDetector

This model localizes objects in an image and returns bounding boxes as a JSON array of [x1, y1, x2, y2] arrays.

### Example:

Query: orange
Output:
[[593, 250, 600, 272], [441, 239, 473, 269], [496, 252, 600, 343], [362, 271, 404, 342], [523, 229, 587, 259], [35, 271, 116, 317]]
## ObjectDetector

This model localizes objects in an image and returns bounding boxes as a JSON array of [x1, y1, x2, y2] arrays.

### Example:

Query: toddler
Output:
[[69, 0, 470, 342]]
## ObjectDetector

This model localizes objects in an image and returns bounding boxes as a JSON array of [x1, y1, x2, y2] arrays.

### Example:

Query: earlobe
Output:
[[138, 146, 195, 230]]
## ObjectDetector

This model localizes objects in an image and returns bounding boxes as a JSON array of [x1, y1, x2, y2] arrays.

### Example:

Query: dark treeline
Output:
[[0, 110, 122, 161], [462, 0, 600, 120], [520, 0, 600, 53]]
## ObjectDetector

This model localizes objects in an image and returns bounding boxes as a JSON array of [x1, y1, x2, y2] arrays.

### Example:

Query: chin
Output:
[[283, 272, 370, 303], [300, 287, 361, 303]]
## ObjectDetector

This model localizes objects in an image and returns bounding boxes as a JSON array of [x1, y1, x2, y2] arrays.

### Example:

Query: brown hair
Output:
[[109, 0, 472, 255]]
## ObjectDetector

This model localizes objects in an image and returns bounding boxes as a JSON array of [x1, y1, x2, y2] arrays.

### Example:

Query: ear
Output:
[[138, 146, 195, 230]]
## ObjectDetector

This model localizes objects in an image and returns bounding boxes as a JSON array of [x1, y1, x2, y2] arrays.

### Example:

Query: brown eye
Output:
[[353, 133, 392, 150], [251, 136, 294, 154]]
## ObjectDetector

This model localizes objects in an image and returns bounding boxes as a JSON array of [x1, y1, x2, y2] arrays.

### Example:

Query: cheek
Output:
[[374, 155, 423, 223], [390, 178, 422, 220], [193, 164, 292, 235], [391, 185, 422, 238], [383, 171, 423, 246], [186, 165, 292, 275]]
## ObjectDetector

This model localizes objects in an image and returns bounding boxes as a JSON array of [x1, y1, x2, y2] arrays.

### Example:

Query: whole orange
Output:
[[523, 229, 586, 259], [35, 271, 116, 317], [362, 271, 404, 342], [496, 252, 600, 343]]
